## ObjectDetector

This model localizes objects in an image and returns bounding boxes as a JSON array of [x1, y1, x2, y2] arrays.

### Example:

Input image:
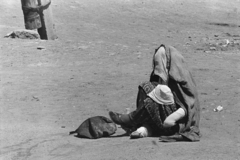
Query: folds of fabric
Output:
[[162, 45, 201, 141]]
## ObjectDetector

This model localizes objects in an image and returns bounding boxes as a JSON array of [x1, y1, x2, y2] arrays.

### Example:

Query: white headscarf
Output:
[[147, 84, 174, 105]]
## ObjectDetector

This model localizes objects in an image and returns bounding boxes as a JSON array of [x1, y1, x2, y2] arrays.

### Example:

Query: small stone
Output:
[[209, 47, 216, 50], [37, 46, 46, 50], [78, 45, 89, 50], [109, 52, 116, 56], [125, 108, 131, 114]]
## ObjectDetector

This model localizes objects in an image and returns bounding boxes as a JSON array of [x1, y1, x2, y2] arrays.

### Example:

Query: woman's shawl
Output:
[[164, 45, 201, 141]]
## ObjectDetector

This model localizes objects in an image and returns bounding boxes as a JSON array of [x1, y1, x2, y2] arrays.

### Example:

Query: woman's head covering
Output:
[[147, 84, 174, 105], [151, 46, 169, 85]]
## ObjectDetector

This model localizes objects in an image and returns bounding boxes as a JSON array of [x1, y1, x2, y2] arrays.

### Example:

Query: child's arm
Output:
[[163, 108, 186, 128]]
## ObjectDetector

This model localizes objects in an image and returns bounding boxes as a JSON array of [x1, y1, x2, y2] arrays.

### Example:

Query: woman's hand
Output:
[[163, 108, 186, 128]]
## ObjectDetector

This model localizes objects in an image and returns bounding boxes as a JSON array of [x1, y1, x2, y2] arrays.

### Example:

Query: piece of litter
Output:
[[4, 29, 40, 39], [213, 106, 223, 112], [222, 39, 230, 47]]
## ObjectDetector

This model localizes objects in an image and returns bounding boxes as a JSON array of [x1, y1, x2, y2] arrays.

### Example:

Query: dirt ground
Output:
[[0, 0, 240, 159]]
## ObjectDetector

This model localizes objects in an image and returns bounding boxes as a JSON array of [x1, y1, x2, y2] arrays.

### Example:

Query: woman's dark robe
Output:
[[162, 44, 201, 141]]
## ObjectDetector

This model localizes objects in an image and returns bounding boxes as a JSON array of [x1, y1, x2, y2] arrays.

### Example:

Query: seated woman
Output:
[[109, 83, 186, 139], [109, 44, 201, 142]]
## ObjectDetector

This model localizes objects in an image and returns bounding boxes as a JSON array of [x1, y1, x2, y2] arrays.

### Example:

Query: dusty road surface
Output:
[[0, 0, 240, 159]]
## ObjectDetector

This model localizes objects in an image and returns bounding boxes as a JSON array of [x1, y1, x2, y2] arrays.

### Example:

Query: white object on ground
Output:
[[134, 124, 152, 137], [213, 105, 223, 112], [5, 29, 40, 39]]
